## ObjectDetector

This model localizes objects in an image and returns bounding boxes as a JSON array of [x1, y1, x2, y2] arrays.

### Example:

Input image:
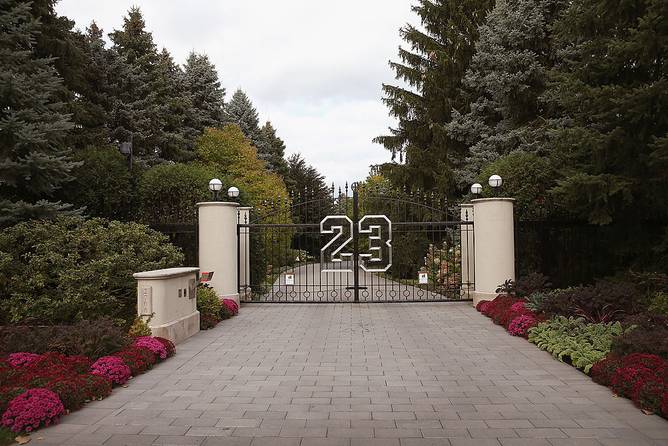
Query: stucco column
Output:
[[471, 198, 515, 306], [238, 207, 252, 300], [460, 204, 475, 300], [197, 202, 240, 304]]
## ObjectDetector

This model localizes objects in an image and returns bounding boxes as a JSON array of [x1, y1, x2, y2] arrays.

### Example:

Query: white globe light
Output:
[[227, 186, 240, 198], [208, 178, 223, 192], [470, 183, 483, 194], [488, 174, 503, 188]]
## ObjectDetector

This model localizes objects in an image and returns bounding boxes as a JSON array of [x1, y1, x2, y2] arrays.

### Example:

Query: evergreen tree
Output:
[[183, 52, 226, 129], [545, 0, 668, 224], [446, 0, 562, 188], [0, 0, 77, 225], [224, 89, 263, 148], [258, 122, 289, 177], [374, 0, 493, 194], [284, 153, 332, 222]]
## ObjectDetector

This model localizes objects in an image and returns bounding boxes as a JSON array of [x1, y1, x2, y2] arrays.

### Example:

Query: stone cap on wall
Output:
[[470, 198, 516, 203], [195, 202, 240, 208], [133, 267, 199, 280]]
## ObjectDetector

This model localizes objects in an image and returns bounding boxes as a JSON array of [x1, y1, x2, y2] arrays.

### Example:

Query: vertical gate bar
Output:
[[237, 211, 241, 298], [352, 184, 360, 303]]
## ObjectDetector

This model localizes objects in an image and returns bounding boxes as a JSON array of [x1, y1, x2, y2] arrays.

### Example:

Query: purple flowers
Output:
[[1, 388, 64, 433], [90, 356, 131, 385], [133, 336, 167, 360]]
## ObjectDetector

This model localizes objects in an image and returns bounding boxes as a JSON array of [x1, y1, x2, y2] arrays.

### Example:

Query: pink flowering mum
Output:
[[90, 356, 131, 385], [1, 388, 64, 433], [222, 299, 239, 315], [7, 352, 41, 368], [133, 336, 168, 360], [508, 314, 538, 337]]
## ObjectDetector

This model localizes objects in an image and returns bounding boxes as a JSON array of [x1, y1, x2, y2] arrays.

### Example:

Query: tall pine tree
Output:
[[446, 0, 562, 188], [0, 0, 77, 225], [258, 122, 289, 177], [224, 89, 263, 148], [375, 0, 493, 194], [183, 52, 226, 130], [545, 0, 668, 224]]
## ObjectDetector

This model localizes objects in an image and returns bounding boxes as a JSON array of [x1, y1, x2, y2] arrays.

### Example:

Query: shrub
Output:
[[0, 319, 131, 360], [138, 163, 222, 224], [649, 292, 668, 317], [59, 146, 137, 221], [29, 353, 91, 375], [79, 374, 112, 400], [154, 338, 175, 358], [611, 326, 668, 359], [90, 356, 131, 385], [540, 280, 642, 322], [0, 217, 184, 326], [1, 389, 64, 433], [591, 356, 622, 386], [114, 346, 156, 375], [133, 337, 167, 361], [128, 317, 153, 338], [508, 314, 539, 338], [483, 295, 522, 328], [475, 300, 490, 312], [45, 376, 90, 411], [197, 286, 222, 330], [515, 272, 551, 297], [220, 304, 233, 320], [528, 316, 626, 373], [0, 387, 26, 416], [222, 299, 239, 316], [525, 291, 551, 312]]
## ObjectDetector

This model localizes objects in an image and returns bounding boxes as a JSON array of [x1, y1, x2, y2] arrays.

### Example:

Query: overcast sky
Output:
[[56, 0, 416, 187]]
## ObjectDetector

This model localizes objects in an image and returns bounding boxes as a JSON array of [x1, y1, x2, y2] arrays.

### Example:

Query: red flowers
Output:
[[222, 299, 239, 316], [1, 389, 64, 433], [113, 346, 156, 376], [133, 336, 167, 360], [508, 314, 539, 337]]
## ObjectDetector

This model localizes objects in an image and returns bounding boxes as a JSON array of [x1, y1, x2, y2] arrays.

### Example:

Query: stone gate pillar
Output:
[[238, 207, 252, 299], [197, 201, 240, 305], [460, 204, 475, 298], [471, 198, 515, 306]]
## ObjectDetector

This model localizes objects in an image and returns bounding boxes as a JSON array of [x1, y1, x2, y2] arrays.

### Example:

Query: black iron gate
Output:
[[238, 183, 473, 302]]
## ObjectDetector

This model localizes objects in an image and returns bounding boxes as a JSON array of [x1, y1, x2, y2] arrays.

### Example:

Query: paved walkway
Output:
[[33, 303, 668, 446]]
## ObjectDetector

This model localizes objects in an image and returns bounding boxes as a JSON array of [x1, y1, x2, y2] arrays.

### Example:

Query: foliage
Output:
[[154, 337, 175, 358], [113, 346, 156, 376], [220, 304, 233, 320], [480, 295, 523, 328], [423, 242, 461, 287], [0, 216, 183, 325], [257, 121, 289, 177], [223, 89, 263, 149], [544, 0, 668, 225], [1, 389, 64, 433], [182, 52, 225, 129], [0, 320, 130, 360], [0, 0, 78, 226], [539, 280, 643, 322], [524, 292, 551, 313], [374, 0, 493, 194], [611, 326, 668, 360], [197, 286, 221, 330], [528, 316, 626, 373], [138, 162, 221, 224], [649, 292, 668, 317], [133, 337, 167, 360], [284, 153, 333, 224], [515, 273, 551, 297], [590, 355, 622, 387], [508, 314, 539, 338], [6, 354, 40, 369], [90, 356, 131, 386], [128, 317, 153, 338], [59, 147, 137, 220]]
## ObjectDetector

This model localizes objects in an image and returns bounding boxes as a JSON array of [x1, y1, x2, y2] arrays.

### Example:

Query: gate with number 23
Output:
[[238, 182, 473, 303]]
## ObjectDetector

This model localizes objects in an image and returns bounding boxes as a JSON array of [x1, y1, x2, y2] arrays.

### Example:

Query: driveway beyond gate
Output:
[[35, 303, 668, 446]]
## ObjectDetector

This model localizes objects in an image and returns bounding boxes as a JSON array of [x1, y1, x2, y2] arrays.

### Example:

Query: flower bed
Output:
[[0, 335, 175, 436], [475, 275, 668, 419]]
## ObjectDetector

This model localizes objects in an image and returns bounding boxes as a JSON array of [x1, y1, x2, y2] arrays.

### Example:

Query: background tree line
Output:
[[0, 0, 330, 226], [375, 0, 668, 278]]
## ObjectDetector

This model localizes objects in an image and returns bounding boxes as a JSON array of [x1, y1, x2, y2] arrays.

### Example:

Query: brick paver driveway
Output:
[[34, 303, 668, 446]]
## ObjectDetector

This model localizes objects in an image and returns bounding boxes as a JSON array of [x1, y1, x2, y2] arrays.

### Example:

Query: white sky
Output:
[[56, 0, 417, 187]]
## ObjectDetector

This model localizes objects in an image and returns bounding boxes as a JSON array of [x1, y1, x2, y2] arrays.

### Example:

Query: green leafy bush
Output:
[[525, 291, 551, 312], [59, 146, 138, 220], [138, 162, 225, 224], [197, 286, 221, 330], [0, 319, 130, 359], [649, 292, 668, 317], [0, 216, 184, 325], [128, 317, 153, 338], [528, 316, 626, 373]]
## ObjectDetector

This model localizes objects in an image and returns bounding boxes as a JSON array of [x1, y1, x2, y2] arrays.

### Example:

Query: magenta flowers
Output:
[[1, 388, 64, 433], [90, 356, 131, 385], [133, 336, 168, 360]]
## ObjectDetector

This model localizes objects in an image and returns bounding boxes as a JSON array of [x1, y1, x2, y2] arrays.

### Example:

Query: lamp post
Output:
[[488, 174, 502, 196], [227, 186, 240, 201], [208, 178, 223, 201]]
